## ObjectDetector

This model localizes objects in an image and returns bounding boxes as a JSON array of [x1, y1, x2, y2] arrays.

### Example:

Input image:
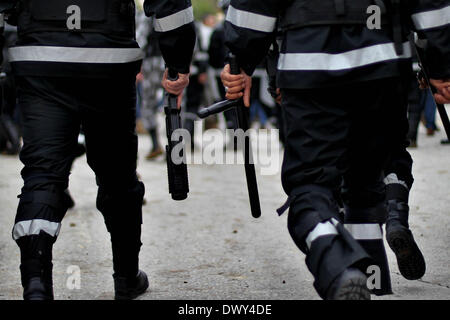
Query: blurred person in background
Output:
[[136, 9, 164, 160], [407, 36, 440, 147], [0, 19, 20, 155], [208, 0, 238, 135], [184, 13, 215, 149]]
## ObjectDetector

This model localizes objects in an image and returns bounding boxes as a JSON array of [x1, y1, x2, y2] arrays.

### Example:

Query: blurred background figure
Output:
[[407, 37, 439, 148], [248, 63, 275, 129], [0, 23, 20, 155], [136, 9, 165, 160], [208, 0, 237, 136], [184, 13, 216, 149]]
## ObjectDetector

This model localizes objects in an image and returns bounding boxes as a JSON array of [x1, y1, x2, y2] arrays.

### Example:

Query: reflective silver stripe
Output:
[[344, 224, 382, 240], [383, 173, 409, 189], [278, 41, 412, 71], [12, 219, 61, 240], [306, 221, 338, 249], [412, 5, 450, 30], [226, 5, 276, 33], [154, 6, 194, 32], [9, 46, 144, 64]]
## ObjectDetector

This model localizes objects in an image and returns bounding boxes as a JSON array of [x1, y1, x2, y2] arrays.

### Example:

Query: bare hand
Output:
[[162, 69, 190, 108], [430, 79, 450, 104], [220, 64, 252, 107], [136, 73, 144, 84]]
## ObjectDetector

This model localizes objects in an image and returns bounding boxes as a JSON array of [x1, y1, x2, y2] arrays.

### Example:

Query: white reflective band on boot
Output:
[[278, 41, 412, 71], [12, 219, 61, 240], [9, 46, 144, 64], [383, 173, 409, 189], [344, 224, 382, 240], [226, 5, 277, 33], [412, 5, 450, 30], [306, 221, 338, 249], [154, 6, 194, 32]]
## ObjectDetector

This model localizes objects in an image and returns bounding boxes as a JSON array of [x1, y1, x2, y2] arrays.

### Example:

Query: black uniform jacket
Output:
[[224, 0, 450, 89]]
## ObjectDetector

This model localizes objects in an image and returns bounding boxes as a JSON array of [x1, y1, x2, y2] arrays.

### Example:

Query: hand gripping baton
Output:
[[198, 55, 262, 218], [165, 69, 189, 200]]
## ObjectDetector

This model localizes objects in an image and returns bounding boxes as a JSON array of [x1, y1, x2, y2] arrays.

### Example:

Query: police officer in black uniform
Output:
[[222, 0, 450, 299], [1, 0, 195, 300]]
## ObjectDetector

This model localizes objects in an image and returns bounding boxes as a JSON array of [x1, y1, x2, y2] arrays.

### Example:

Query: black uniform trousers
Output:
[[14, 75, 144, 281], [384, 74, 414, 196], [281, 77, 408, 296]]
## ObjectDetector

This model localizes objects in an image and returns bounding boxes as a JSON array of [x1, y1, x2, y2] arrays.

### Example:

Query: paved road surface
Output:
[[0, 115, 449, 300]]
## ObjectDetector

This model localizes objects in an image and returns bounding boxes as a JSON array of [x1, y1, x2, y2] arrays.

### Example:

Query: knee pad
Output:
[[13, 190, 69, 242], [384, 174, 410, 202], [286, 184, 341, 253], [304, 218, 373, 299], [97, 181, 145, 232]]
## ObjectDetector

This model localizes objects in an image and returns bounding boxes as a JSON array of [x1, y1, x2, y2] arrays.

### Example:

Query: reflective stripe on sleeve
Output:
[[412, 5, 450, 30], [344, 224, 383, 240], [306, 221, 339, 249], [154, 6, 194, 32], [8, 46, 144, 64], [278, 41, 412, 71], [12, 219, 61, 240], [226, 5, 276, 33]]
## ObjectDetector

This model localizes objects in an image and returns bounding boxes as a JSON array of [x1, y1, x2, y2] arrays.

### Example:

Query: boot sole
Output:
[[331, 275, 371, 300], [387, 229, 426, 280]]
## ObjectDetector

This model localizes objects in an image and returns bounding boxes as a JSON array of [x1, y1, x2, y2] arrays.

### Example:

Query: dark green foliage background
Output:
[[193, 0, 219, 19]]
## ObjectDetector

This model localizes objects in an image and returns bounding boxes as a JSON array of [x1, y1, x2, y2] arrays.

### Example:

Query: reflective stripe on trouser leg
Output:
[[344, 223, 392, 295], [305, 219, 372, 299], [13, 190, 67, 287], [305, 219, 339, 249], [13, 219, 61, 240], [286, 185, 373, 299]]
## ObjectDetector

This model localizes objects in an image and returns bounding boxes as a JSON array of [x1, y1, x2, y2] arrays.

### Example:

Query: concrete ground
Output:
[[0, 112, 449, 300]]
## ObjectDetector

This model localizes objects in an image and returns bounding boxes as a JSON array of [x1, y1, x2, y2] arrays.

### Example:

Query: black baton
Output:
[[198, 55, 261, 218], [165, 69, 189, 201]]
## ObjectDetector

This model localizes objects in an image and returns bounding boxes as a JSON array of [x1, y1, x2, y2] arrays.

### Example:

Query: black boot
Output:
[[326, 268, 371, 300], [386, 199, 426, 280], [17, 233, 55, 300], [114, 270, 149, 300], [23, 276, 54, 300]]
